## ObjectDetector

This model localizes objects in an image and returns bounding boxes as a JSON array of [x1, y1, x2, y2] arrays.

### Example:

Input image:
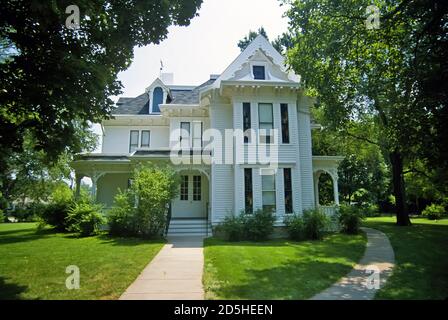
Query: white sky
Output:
[[114, 0, 289, 99]]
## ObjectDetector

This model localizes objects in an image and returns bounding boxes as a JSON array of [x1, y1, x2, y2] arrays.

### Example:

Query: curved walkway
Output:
[[120, 236, 205, 300], [311, 227, 395, 300]]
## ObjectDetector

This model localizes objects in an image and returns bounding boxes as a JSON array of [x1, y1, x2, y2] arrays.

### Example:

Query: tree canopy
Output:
[[0, 0, 202, 172], [285, 0, 448, 225]]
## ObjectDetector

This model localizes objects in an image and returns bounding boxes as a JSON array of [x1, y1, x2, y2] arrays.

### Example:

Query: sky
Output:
[[91, 0, 290, 153], [114, 0, 289, 99]]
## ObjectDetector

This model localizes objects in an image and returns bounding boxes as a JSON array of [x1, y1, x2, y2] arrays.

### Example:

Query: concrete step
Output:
[[167, 218, 211, 236]]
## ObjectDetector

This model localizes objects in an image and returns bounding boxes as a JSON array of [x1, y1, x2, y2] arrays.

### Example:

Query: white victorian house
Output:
[[71, 35, 343, 236]]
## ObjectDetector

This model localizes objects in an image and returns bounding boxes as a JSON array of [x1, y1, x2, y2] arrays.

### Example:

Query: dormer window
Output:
[[152, 86, 163, 113], [253, 65, 266, 80]]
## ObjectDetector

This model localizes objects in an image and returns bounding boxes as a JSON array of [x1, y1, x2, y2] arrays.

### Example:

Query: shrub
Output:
[[215, 215, 246, 241], [338, 204, 363, 234], [284, 214, 305, 241], [244, 209, 276, 241], [12, 202, 46, 222], [422, 204, 445, 220], [39, 183, 73, 231], [0, 209, 4, 223], [108, 191, 138, 236], [66, 202, 105, 236], [216, 209, 275, 242], [107, 165, 179, 238], [302, 209, 329, 240], [362, 203, 380, 217]]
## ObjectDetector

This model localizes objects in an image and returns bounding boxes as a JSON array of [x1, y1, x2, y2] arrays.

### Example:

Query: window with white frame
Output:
[[180, 122, 190, 148], [192, 121, 202, 149], [258, 103, 274, 144], [129, 130, 139, 153], [141, 130, 150, 148], [253, 65, 266, 80], [261, 173, 276, 213]]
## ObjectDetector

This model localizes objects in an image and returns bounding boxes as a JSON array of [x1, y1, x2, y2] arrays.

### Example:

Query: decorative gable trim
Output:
[[213, 35, 299, 88]]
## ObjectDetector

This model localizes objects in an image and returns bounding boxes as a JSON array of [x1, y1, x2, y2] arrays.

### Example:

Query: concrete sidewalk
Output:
[[119, 236, 205, 300], [311, 227, 395, 300]]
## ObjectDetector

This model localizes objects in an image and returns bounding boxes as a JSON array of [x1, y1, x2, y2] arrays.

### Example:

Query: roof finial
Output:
[[159, 60, 164, 76]]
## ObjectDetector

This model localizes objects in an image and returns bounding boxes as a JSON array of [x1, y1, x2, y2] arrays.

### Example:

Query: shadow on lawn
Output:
[[0, 227, 55, 245], [96, 234, 166, 247], [0, 276, 28, 300], [208, 259, 352, 300]]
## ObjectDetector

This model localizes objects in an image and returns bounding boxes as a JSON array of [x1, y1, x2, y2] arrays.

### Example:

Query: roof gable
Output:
[[213, 34, 299, 87]]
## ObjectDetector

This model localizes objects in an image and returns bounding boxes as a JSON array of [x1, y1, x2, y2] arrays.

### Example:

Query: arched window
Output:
[[152, 87, 163, 113]]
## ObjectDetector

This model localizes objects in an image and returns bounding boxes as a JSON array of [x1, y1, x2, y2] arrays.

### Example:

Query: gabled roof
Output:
[[213, 34, 299, 88], [113, 78, 217, 115]]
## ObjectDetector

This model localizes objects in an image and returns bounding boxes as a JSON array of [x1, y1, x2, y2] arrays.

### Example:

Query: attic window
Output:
[[152, 87, 163, 113], [253, 65, 266, 80]]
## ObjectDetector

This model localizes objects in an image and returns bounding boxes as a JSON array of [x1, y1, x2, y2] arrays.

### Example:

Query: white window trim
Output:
[[250, 61, 269, 80]]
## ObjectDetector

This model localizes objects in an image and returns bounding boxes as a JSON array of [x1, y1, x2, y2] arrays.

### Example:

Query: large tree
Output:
[[285, 0, 448, 225], [0, 0, 202, 174]]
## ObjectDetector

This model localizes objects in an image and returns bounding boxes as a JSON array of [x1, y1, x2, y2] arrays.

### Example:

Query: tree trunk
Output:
[[389, 150, 411, 226]]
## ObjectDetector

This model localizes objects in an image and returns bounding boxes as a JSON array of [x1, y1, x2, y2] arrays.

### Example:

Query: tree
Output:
[[0, 0, 202, 175], [285, 0, 448, 225], [237, 27, 292, 54], [0, 127, 97, 209]]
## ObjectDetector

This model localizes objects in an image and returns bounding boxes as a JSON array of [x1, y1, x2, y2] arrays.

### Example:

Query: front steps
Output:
[[167, 218, 212, 237]]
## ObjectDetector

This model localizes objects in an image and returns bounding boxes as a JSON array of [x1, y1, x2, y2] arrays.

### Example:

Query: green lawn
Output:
[[203, 233, 366, 299], [0, 223, 164, 300], [363, 216, 448, 300]]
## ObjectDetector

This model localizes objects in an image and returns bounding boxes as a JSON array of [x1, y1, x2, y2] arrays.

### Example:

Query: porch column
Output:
[[90, 172, 105, 202], [313, 172, 321, 207], [332, 175, 340, 206]]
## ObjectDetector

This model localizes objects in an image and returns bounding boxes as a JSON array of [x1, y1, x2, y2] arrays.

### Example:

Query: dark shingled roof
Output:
[[113, 78, 216, 115], [115, 93, 149, 115]]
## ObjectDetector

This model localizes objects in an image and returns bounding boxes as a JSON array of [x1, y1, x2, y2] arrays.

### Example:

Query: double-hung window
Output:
[[129, 130, 139, 153], [258, 103, 274, 144], [280, 104, 290, 144], [180, 122, 190, 149], [262, 173, 276, 213], [141, 130, 150, 148], [243, 103, 251, 143], [244, 168, 253, 213], [192, 121, 202, 149], [283, 168, 293, 214]]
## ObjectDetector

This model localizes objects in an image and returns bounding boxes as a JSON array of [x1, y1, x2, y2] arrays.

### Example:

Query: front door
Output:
[[172, 174, 205, 218]]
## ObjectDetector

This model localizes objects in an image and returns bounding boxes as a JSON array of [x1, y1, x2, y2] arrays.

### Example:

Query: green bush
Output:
[[108, 191, 138, 236], [362, 203, 380, 217], [107, 165, 179, 238], [215, 215, 246, 241], [66, 202, 105, 236], [216, 209, 275, 242], [422, 204, 445, 220], [284, 214, 305, 241], [338, 205, 363, 234], [0, 209, 4, 223], [244, 209, 276, 241], [12, 202, 46, 222], [39, 183, 73, 231], [302, 209, 329, 240]]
